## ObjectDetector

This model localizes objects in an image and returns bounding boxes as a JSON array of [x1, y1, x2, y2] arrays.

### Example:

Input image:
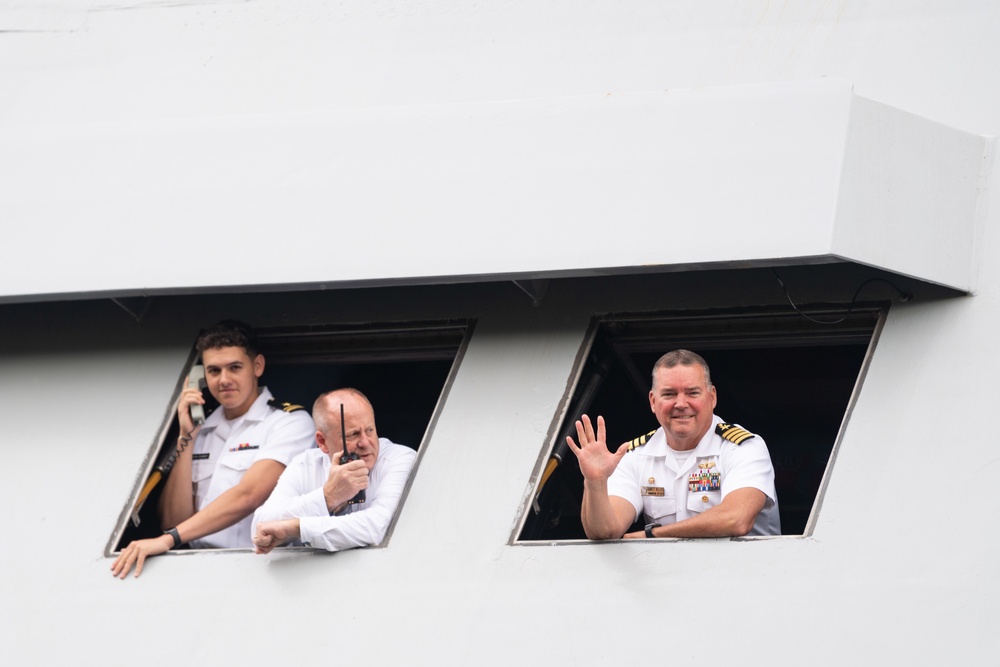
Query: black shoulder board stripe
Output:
[[715, 422, 755, 445], [626, 430, 658, 451], [268, 399, 305, 413]]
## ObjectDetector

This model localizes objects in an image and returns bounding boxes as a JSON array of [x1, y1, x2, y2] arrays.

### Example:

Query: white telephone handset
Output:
[[188, 364, 206, 426]]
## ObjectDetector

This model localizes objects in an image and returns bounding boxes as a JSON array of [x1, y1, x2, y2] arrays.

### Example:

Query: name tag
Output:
[[192, 453, 210, 461], [641, 486, 665, 497]]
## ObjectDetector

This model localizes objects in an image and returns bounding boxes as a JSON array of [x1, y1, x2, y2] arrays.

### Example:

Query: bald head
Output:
[[313, 388, 373, 435], [313, 388, 380, 470]]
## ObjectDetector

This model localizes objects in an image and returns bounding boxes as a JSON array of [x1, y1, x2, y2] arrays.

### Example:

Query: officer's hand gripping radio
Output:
[[339, 402, 366, 505]]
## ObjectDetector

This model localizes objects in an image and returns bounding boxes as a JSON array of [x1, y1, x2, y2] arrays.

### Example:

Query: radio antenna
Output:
[[341, 403, 348, 459]]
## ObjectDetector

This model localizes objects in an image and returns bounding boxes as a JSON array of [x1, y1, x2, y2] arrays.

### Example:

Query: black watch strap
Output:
[[164, 527, 182, 549], [644, 523, 661, 538]]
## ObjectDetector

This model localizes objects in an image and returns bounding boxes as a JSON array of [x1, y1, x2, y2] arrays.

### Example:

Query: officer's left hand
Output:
[[111, 534, 172, 579]]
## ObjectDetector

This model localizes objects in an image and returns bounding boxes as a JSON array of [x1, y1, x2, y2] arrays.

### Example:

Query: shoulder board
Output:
[[268, 399, 306, 413], [626, 430, 658, 452], [715, 422, 755, 445]]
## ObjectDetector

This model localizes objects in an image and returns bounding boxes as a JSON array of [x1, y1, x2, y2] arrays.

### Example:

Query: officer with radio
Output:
[[111, 320, 316, 578], [565, 349, 781, 539], [251, 388, 416, 553]]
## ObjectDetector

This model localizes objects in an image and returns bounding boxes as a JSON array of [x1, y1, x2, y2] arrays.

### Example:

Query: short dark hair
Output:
[[651, 349, 712, 388], [196, 320, 260, 358]]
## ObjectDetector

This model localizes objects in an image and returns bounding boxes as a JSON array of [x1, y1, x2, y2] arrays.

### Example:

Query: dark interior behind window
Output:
[[519, 308, 879, 540], [115, 321, 467, 548]]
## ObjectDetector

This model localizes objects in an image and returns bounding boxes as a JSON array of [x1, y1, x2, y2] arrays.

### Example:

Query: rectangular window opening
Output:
[[516, 306, 883, 543], [109, 319, 470, 555]]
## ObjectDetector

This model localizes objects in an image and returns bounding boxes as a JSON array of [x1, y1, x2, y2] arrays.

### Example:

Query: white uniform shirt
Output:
[[189, 387, 316, 548], [252, 438, 416, 551], [607, 415, 781, 536]]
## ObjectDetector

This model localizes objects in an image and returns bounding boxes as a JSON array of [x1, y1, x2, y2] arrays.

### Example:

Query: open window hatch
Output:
[[518, 306, 882, 541], [110, 320, 469, 552]]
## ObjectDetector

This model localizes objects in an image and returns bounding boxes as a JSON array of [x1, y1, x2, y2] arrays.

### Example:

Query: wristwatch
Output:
[[644, 522, 661, 538], [164, 527, 182, 549]]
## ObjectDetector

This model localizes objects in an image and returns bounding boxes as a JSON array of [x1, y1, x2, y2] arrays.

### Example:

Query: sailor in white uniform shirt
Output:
[[190, 386, 316, 548], [607, 415, 780, 536], [252, 388, 417, 553], [112, 321, 316, 579], [566, 349, 781, 540]]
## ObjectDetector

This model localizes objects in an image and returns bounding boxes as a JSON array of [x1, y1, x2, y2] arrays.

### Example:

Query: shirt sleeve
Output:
[[719, 435, 778, 507], [299, 442, 417, 552], [253, 409, 317, 467], [606, 453, 643, 522], [251, 452, 329, 539]]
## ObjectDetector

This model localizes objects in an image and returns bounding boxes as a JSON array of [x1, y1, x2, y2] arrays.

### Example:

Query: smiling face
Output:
[[201, 345, 265, 419], [315, 391, 380, 471], [648, 362, 717, 451]]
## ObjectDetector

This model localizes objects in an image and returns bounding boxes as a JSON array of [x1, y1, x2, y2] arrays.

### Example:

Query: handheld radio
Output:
[[339, 403, 366, 505]]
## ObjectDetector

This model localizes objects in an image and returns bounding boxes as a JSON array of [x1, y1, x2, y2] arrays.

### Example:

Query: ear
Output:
[[316, 430, 330, 455], [709, 385, 718, 409], [253, 354, 265, 378], [648, 390, 656, 413]]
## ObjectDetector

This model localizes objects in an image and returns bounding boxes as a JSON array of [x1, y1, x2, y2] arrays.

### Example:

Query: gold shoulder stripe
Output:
[[626, 430, 658, 451], [269, 399, 305, 413], [715, 422, 755, 445]]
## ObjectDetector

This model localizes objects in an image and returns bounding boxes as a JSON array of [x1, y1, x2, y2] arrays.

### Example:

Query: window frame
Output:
[[514, 305, 886, 544], [107, 319, 472, 556]]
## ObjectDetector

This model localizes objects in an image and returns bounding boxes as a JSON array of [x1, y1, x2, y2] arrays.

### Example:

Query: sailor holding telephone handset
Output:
[[111, 320, 315, 579]]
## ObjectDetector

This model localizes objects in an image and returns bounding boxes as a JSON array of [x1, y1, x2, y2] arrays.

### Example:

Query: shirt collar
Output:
[[243, 386, 274, 423], [639, 414, 723, 457]]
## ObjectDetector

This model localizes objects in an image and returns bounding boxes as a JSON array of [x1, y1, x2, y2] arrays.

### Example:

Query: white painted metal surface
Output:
[[1, 2, 998, 665], [0, 79, 988, 298]]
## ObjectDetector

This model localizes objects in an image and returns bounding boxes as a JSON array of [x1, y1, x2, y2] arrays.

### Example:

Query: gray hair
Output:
[[651, 349, 712, 389]]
